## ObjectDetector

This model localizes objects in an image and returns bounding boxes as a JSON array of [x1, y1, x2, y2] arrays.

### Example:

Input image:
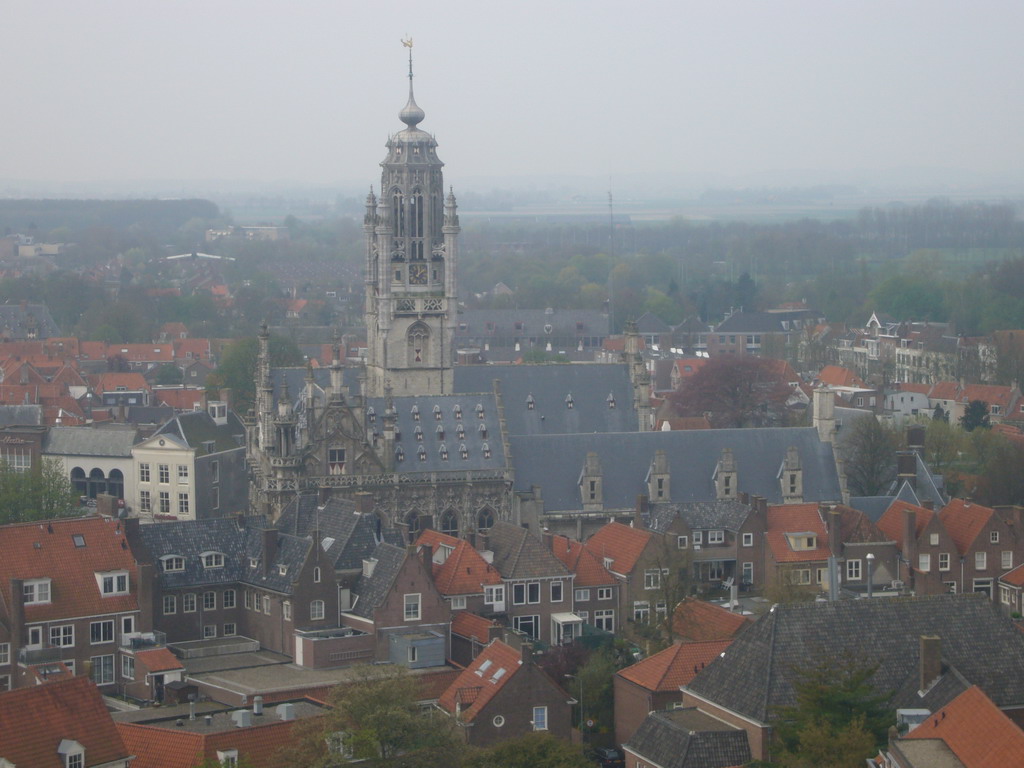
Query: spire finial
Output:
[[398, 37, 424, 129]]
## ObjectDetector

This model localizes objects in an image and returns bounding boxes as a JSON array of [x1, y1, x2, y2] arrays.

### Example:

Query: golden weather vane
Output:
[[401, 37, 413, 48]]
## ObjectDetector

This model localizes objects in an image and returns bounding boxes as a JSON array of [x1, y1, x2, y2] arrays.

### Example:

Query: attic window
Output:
[[490, 667, 506, 683], [411, 405, 420, 421], [367, 407, 376, 423], [396, 447, 405, 462], [278, 564, 288, 576], [433, 405, 442, 420], [476, 659, 493, 676], [565, 394, 574, 409], [476, 403, 485, 418], [439, 444, 449, 461], [607, 393, 616, 409], [418, 445, 427, 461], [526, 395, 535, 410], [414, 426, 424, 441], [72, 534, 86, 547], [456, 423, 465, 439], [482, 443, 492, 460], [453, 404, 462, 420], [201, 551, 225, 569], [249, 558, 259, 568], [460, 443, 469, 459], [478, 422, 488, 439], [161, 555, 185, 572], [436, 424, 445, 440]]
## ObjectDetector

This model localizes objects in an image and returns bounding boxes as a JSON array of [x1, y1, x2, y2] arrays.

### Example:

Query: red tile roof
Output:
[[765, 503, 831, 563], [672, 599, 753, 642], [173, 338, 211, 359], [929, 381, 961, 401], [118, 717, 305, 768], [617, 639, 732, 692], [902, 685, 1024, 767], [1001, 563, 1024, 588], [817, 365, 865, 388], [154, 387, 206, 411], [549, 534, 616, 587], [958, 384, 1018, 410], [0, 515, 139, 623], [433, 540, 503, 595], [0, 676, 130, 768], [91, 372, 151, 393], [451, 611, 499, 642], [940, 498, 997, 555], [438, 640, 524, 722], [135, 647, 185, 673], [877, 500, 934, 548], [584, 522, 651, 575]]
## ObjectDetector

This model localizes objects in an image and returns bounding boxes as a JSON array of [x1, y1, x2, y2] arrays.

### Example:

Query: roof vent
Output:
[[231, 710, 252, 728], [277, 703, 295, 721]]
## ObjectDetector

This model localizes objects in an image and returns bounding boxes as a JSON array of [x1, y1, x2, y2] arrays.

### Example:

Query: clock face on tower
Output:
[[409, 263, 428, 285]]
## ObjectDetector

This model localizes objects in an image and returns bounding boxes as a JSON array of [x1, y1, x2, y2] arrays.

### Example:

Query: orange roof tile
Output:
[[433, 539, 503, 595], [1001, 563, 1024, 588], [958, 384, 1018, 409], [765, 503, 831, 563], [929, 381, 961, 401], [0, 677, 130, 768], [940, 498, 996, 555], [135, 647, 184, 673], [118, 717, 306, 768], [173, 338, 211, 359], [902, 685, 1024, 767], [617, 639, 732, 692], [672, 599, 753, 642], [92, 372, 151, 393], [0, 515, 139, 623], [451, 611, 499, 642], [817, 365, 866, 388], [584, 522, 651, 575], [549, 534, 616, 587], [877, 500, 934, 548], [438, 640, 524, 722], [154, 387, 206, 411]]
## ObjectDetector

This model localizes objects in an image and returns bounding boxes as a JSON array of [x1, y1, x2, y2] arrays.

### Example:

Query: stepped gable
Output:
[[684, 593, 1024, 725]]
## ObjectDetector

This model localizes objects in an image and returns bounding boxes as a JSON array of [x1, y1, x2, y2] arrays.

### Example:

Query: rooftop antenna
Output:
[[608, 184, 615, 332]]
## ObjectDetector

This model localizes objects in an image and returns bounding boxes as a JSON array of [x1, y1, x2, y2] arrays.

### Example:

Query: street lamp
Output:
[[565, 673, 585, 748], [866, 553, 875, 599]]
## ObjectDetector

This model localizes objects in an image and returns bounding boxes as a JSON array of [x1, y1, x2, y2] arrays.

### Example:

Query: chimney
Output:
[[262, 528, 278, 576], [897, 453, 917, 488], [253, 695, 263, 716], [419, 543, 432, 573], [920, 635, 942, 692], [543, 531, 554, 553], [355, 492, 374, 515], [826, 505, 841, 556], [902, 508, 917, 567], [487, 624, 504, 643], [921, 499, 934, 511], [635, 495, 649, 528]]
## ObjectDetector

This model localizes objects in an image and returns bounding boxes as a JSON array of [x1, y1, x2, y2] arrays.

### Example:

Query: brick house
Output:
[[483, 521, 575, 646], [437, 638, 573, 747], [613, 639, 732, 747], [416, 528, 503, 617], [671, 599, 752, 644], [547, 532, 619, 635], [584, 521, 663, 628], [0, 676, 133, 767], [763, 502, 833, 591], [939, 498, 1018, 599], [0, 515, 143, 693], [998, 562, 1024, 616]]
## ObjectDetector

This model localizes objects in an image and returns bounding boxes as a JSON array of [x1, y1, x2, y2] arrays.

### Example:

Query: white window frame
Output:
[[677, 535, 688, 549], [158, 464, 170, 484], [939, 552, 951, 571], [846, 559, 862, 581], [50, 625, 74, 647], [991, 530, 1000, 544], [708, 530, 725, 544], [203, 625, 217, 639], [929, 533, 939, 546], [484, 585, 504, 605], [742, 532, 753, 547], [550, 581, 563, 603], [741, 561, 754, 584], [598, 587, 613, 601], [202, 551, 225, 569], [404, 593, 421, 621], [161, 555, 185, 572], [223, 589, 236, 609], [976, 551, 987, 570], [177, 464, 189, 482], [644, 569, 662, 590], [594, 609, 614, 632], [1003, 551, 1014, 570], [122, 654, 135, 680], [98, 572, 129, 596], [451, 595, 467, 610], [575, 588, 591, 602], [0, 643, 9, 665], [512, 614, 539, 639], [204, 591, 216, 610], [310, 599, 325, 621], [532, 706, 548, 731], [163, 595, 176, 614], [139, 462, 150, 483], [23, 579, 52, 604], [919, 554, 931, 572], [283, 601, 292, 621], [183, 593, 197, 613]]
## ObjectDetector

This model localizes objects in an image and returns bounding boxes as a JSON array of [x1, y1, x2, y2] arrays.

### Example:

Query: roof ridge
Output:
[[760, 608, 779, 722]]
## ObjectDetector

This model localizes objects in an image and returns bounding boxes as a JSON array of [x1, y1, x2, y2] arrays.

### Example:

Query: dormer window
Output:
[[202, 552, 225, 569], [367, 407, 376, 423], [23, 578, 51, 604], [478, 422, 488, 439], [526, 395, 535, 410], [453, 404, 462, 420], [482, 442, 492, 459], [607, 393, 616, 409], [476, 403, 485, 419], [439, 444, 449, 461], [460, 443, 469, 459], [414, 425, 424, 441], [418, 445, 427, 461], [396, 446, 405, 462], [565, 394, 574, 409], [97, 571, 129, 596], [58, 739, 85, 768], [411, 405, 420, 421], [278, 564, 288, 576], [433, 405, 442, 420], [161, 555, 185, 572], [436, 424, 445, 440], [456, 423, 465, 439], [249, 557, 259, 569]]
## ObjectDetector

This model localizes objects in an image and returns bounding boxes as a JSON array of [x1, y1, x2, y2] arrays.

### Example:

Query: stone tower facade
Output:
[[363, 56, 459, 399]]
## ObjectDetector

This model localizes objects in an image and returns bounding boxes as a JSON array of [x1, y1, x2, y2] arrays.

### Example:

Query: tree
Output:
[[668, 356, 793, 428], [923, 417, 963, 472], [960, 399, 990, 432], [842, 415, 901, 496], [281, 664, 462, 768], [625, 534, 692, 652], [207, 334, 303, 414], [0, 459, 79, 524], [154, 363, 183, 385], [463, 732, 591, 768], [772, 655, 892, 768]]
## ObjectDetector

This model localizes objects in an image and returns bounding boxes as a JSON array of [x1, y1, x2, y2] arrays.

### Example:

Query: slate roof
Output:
[[0, 676, 129, 768], [437, 639, 524, 722], [351, 542, 409, 619], [275, 494, 401, 572], [0, 404, 42, 426], [648, 500, 752, 534], [624, 708, 751, 768], [366, 393, 507, 473], [510, 428, 841, 512], [136, 517, 311, 594], [684, 593, 1024, 724], [902, 685, 1024, 768], [155, 409, 245, 454], [618, 640, 732, 692], [0, 302, 61, 339], [43, 425, 138, 457], [455, 308, 610, 341], [454, 363, 638, 437], [0, 515, 138, 623], [485, 520, 570, 580], [584, 522, 651, 576], [884, 453, 947, 510]]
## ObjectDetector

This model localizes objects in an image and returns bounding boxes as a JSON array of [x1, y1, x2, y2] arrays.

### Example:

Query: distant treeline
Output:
[[0, 198, 220, 240]]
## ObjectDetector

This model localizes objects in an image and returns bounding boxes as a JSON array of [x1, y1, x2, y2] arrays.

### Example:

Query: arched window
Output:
[[477, 508, 495, 532], [392, 191, 405, 238], [88, 468, 107, 499], [407, 323, 430, 366], [70, 467, 87, 496], [107, 469, 124, 500], [439, 510, 459, 538]]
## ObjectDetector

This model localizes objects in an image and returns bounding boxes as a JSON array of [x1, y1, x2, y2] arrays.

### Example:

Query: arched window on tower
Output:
[[407, 323, 430, 366], [392, 191, 405, 237], [477, 508, 495, 532], [439, 510, 459, 537]]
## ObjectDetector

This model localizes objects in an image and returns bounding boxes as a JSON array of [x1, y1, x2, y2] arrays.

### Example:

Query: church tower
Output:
[[364, 44, 459, 398]]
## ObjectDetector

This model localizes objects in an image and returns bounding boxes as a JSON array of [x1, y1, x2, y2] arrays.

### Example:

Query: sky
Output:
[[4, 0, 1024, 195]]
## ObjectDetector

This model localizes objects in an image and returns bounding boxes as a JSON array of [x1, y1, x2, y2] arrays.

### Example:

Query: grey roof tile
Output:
[[351, 542, 408, 618], [44, 426, 138, 457], [648, 500, 753, 533], [484, 521, 569, 580], [624, 709, 751, 768]]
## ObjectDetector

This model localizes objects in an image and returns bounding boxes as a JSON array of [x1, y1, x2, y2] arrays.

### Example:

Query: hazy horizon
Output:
[[4, 1, 1023, 200]]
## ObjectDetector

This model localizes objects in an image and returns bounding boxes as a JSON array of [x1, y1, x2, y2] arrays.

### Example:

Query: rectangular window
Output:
[[183, 593, 197, 612], [708, 530, 725, 544], [404, 593, 421, 621], [163, 595, 176, 614], [177, 464, 189, 482], [122, 616, 134, 636], [283, 601, 292, 621], [211, 460, 220, 483], [311, 600, 325, 620], [633, 601, 650, 623], [159, 491, 170, 515], [204, 625, 217, 639], [139, 463, 150, 483], [976, 551, 987, 570], [158, 464, 170, 483], [575, 588, 590, 602], [212, 486, 220, 509], [178, 493, 190, 517], [262, 595, 271, 614], [23, 579, 51, 604], [550, 582, 563, 603], [0, 675, 8, 692], [0, 643, 8, 665], [49, 625, 74, 647], [1003, 551, 1014, 570], [161, 556, 185, 572], [223, 589, 236, 609], [512, 614, 539, 639], [644, 569, 661, 590], [244, 591, 252, 610], [919, 554, 931, 572], [598, 587, 612, 600], [101, 573, 129, 595], [847, 559, 862, 580], [693, 531, 702, 545], [91, 655, 114, 684], [594, 609, 614, 632], [451, 595, 467, 610], [742, 561, 754, 584], [742, 533, 753, 547], [140, 490, 151, 513], [204, 591, 216, 610], [484, 585, 504, 605], [677, 535, 688, 549], [991, 530, 1000, 544], [224, 623, 236, 636], [939, 553, 950, 571], [930, 533, 939, 546], [532, 706, 548, 731], [122, 655, 135, 680], [203, 553, 224, 569]]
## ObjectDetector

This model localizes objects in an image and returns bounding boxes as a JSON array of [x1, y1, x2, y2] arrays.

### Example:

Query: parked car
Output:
[[590, 746, 624, 768]]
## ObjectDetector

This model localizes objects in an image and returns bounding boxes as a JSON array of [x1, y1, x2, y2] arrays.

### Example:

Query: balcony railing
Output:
[[120, 630, 167, 650], [19, 644, 65, 665]]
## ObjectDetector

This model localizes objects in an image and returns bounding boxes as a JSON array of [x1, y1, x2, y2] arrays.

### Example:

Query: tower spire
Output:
[[399, 37, 424, 129]]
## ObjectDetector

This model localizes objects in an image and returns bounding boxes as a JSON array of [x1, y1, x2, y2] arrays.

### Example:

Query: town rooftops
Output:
[[672, 599, 753, 643], [437, 639, 524, 723], [451, 611, 499, 643], [765, 503, 832, 563], [350, 542, 409, 619], [548, 533, 616, 587], [618, 639, 733, 693], [584, 521, 651, 576], [43, 424, 138, 457], [485, 520, 570, 580], [623, 707, 751, 768], [940, 499, 998, 555], [416, 530, 502, 595], [877, 500, 935, 548]]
